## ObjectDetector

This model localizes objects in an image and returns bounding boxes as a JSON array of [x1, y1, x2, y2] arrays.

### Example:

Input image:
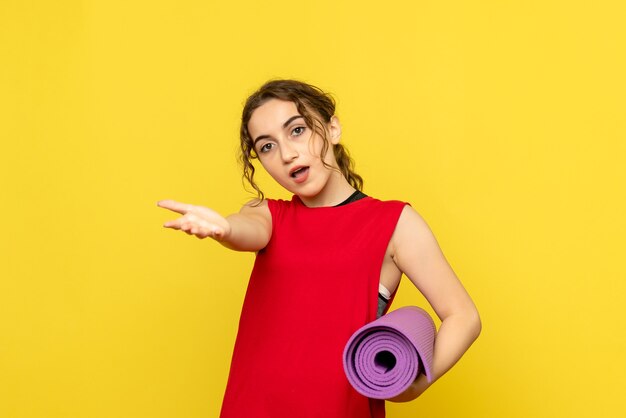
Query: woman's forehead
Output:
[[248, 99, 300, 134]]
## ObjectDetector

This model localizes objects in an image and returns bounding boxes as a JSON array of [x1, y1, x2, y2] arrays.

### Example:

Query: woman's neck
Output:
[[298, 171, 356, 208]]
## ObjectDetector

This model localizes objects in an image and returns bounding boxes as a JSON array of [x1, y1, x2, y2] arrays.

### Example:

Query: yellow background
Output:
[[2, 1, 625, 417]]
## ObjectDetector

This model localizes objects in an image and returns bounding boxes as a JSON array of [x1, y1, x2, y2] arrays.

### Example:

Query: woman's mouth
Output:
[[290, 166, 310, 183]]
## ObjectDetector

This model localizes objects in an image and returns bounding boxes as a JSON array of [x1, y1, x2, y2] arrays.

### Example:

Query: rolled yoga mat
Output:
[[343, 306, 436, 399]]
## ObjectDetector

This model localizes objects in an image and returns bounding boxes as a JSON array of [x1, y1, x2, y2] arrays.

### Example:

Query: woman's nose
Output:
[[280, 142, 298, 162]]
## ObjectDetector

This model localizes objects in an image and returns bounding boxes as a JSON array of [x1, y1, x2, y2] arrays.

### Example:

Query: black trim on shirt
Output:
[[334, 190, 368, 207]]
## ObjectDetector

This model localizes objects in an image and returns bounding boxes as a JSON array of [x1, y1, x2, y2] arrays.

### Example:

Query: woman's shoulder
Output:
[[388, 203, 438, 256], [239, 196, 297, 220], [364, 197, 428, 246], [239, 198, 271, 220], [365, 195, 411, 212]]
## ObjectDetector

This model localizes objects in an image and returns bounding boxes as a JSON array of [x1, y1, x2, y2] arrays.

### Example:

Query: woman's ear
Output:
[[328, 115, 342, 145]]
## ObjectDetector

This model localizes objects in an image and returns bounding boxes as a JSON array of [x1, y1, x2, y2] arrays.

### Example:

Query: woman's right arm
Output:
[[157, 199, 272, 252]]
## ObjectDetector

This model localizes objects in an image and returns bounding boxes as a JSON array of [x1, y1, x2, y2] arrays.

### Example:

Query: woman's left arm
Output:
[[387, 205, 482, 402]]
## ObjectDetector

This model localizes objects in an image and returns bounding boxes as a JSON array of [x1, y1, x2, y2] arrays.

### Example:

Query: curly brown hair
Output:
[[239, 79, 363, 201]]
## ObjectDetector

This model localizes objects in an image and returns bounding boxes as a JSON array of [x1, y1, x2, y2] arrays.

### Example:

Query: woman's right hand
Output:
[[157, 199, 231, 241]]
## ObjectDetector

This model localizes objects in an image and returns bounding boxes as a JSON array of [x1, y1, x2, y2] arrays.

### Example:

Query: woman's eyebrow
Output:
[[253, 115, 304, 145]]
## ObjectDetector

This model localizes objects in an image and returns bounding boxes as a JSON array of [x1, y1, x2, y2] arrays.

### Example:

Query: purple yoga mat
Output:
[[343, 306, 436, 399]]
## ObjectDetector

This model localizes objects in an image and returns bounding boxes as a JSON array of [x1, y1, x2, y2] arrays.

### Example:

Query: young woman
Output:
[[158, 80, 481, 417]]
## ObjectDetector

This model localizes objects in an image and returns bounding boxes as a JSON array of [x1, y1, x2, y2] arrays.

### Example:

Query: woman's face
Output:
[[247, 99, 341, 199]]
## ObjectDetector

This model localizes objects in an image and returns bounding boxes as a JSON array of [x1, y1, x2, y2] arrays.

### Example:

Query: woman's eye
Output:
[[292, 126, 306, 136], [260, 143, 274, 153]]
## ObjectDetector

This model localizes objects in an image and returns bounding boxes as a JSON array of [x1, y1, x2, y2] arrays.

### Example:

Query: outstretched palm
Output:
[[157, 199, 231, 241]]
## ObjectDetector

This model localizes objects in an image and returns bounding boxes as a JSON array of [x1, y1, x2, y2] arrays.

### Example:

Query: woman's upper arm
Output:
[[392, 205, 479, 321]]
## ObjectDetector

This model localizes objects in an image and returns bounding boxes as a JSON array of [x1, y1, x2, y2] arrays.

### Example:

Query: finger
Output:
[[180, 221, 192, 232], [163, 220, 180, 229], [195, 229, 213, 239], [163, 218, 184, 229], [184, 215, 204, 233], [157, 199, 193, 215], [211, 227, 225, 240]]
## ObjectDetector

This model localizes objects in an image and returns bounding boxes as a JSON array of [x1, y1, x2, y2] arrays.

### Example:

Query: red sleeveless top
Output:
[[220, 195, 407, 418]]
